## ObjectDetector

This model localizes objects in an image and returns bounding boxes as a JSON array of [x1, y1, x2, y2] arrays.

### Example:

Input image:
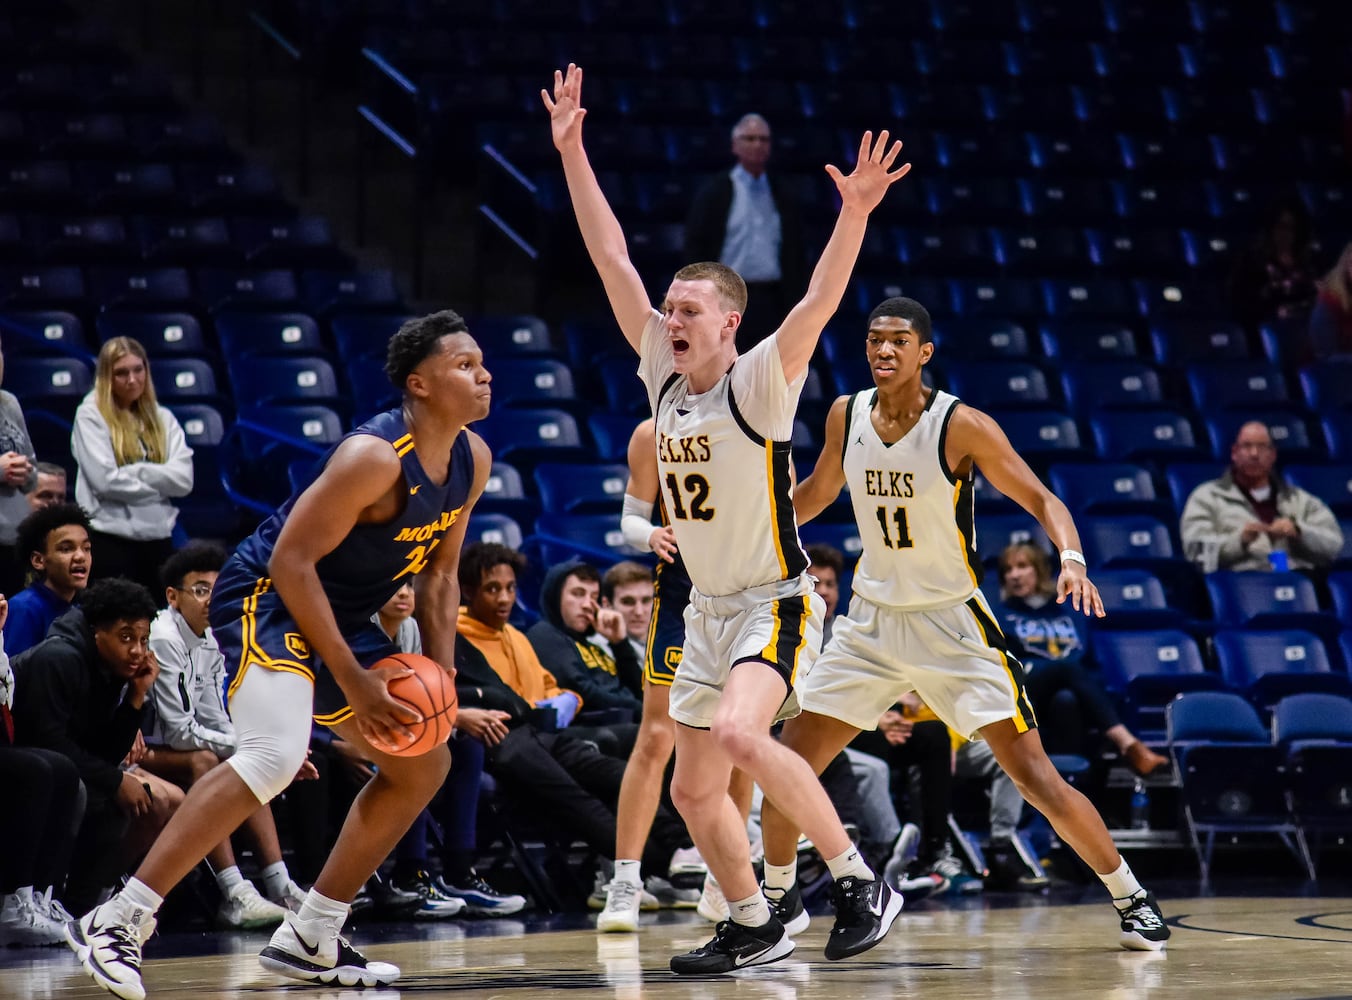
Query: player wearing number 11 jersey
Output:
[[760, 296, 1170, 952]]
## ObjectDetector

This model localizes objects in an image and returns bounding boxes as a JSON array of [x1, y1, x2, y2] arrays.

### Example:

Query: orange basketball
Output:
[[366, 653, 458, 757]]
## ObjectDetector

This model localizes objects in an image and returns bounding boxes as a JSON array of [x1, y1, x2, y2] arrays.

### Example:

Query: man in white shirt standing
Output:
[[140, 541, 308, 929]]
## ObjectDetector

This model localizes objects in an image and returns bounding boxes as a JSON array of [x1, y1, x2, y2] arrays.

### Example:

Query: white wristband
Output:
[[1059, 549, 1087, 567]]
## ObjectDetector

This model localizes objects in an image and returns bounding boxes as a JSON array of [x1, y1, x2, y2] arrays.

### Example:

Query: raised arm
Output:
[[946, 405, 1103, 617], [543, 64, 652, 350], [776, 131, 911, 383], [793, 395, 850, 525]]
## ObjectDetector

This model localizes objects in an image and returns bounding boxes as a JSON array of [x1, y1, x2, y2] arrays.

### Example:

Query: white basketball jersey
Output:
[[843, 388, 981, 610], [638, 311, 808, 597]]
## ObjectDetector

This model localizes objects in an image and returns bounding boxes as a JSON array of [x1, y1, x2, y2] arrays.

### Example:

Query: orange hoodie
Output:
[[456, 608, 579, 706]]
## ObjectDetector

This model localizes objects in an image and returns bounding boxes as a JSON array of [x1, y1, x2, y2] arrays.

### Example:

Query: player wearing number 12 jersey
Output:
[[760, 296, 1170, 952]]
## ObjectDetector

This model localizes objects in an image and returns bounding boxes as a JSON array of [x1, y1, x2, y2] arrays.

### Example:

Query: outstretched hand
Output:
[[542, 63, 587, 152], [1056, 563, 1105, 618], [825, 130, 911, 215]]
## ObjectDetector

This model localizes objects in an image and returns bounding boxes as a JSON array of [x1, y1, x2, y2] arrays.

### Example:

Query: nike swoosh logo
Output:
[[409, 484, 421, 495], [294, 930, 321, 956], [732, 944, 774, 968]]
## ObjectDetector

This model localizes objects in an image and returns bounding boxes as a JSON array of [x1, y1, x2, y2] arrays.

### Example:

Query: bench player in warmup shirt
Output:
[[760, 296, 1170, 951], [67, 310, 493, 999], [545, 62, 911, 973]]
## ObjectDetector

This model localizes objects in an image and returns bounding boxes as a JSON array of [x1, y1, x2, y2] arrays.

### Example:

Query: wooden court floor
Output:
[[6, 894, 1352, 1000]]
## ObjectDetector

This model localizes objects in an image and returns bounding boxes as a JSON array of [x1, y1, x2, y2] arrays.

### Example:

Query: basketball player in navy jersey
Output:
[[67, 311, 493, 999], [546, 63, 910, 973], [760, 296, 1170, 951]]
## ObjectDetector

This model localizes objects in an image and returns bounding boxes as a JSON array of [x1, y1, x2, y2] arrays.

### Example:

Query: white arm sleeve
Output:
[[621, 494, 657, 551]]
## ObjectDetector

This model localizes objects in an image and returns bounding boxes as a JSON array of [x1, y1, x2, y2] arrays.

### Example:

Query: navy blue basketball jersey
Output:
[[228, 408, 475, 625]]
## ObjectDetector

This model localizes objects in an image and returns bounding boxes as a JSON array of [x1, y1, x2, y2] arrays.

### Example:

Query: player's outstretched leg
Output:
[[984, 720, 1170, 951]]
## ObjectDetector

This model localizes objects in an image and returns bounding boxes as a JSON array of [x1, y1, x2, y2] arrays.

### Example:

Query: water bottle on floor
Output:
[[1130, 778, 1150, 831]]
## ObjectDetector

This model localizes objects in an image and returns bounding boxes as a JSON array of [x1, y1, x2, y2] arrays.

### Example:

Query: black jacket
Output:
[[453, 638, 535, 727], [526, 559, 643, 716], [11, 608, 145, 802], [684, 170, 807, 297]]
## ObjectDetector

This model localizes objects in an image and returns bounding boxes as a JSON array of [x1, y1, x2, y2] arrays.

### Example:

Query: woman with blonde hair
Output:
[[71, 337, 192, 592], [1310, 241, 1352, 360], [994, 543, 1165, 777]]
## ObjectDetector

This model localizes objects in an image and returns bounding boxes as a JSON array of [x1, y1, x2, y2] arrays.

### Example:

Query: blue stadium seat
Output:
[[1272, 693, 1352, 863], [1039, 321, 1138, 362], [1018, 178, 1116, 223], [973, 512, 1050, 569], [1206, 571, 1337, 639], [478, 408, 588, 471], [151, 357, 222, 406], [167, 403, 226, 449], [944, 361, 1051, 409], [0, 309, 86, 356], [466, 513, 524, 551], [228, 355, 341, 410], [1166, 691, 1312, 881], [798, 522, 864, 562], [87, 267, 193, 308], [896, 226, 996, 275], [1185, 361, 1291, 413], [534, 511, 641, 561], [1323, 413, 1352, 463], [198, 268, 299, 311], [331, 313, 412, 363], [1098, 630, 1220, 739], [1040, 278, 1135, 319], [488, 358, 579, 411], [472, 314, 557, 358], [587, 412, 641, 463], [1134, 278, 1230, 320], [947, 278, 1041, 318], [231, 216, 346, 268], [1047, 463, 1158, 516], [923, 178, 1023, 223], [931, 318, 1031, 360], [1149, 320, 1250, 364], [6, 356, 92, 420], [1090, 409, 1204, 464], [29, 215, 132, 264], [1113, 178, 1214, 227], [0, 266, 85, 306], [1203, 413, 1315, 464], [1165, 461, 1221, 515], [1087, 228, 1188, 277], [97, 311, 206, 358], [1090, 569, 1181, 629], [594, 355, 646, 415], [987, 409, 1088, 467], [215, 311, 323, 358], [1081, 514, 1175, 567], [181, 162, 287, 213], [79, 163, 180, 213], [236, 404, 344, 447], [301, 269, 402, 314], [1214, 630, 1350, 708], [993, 227, 1086, 276], [1287, 467, 1352, 520], [1298, 365, 1352, 412], [1060, 362, 1164, 415], [533, 462, 628, 515], [345, 359, 398, 421]]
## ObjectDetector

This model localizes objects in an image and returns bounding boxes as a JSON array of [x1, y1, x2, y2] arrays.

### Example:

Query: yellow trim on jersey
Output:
[[965, 598, 1032, 733], [787, 594, 810, 686], [225, 578, 316, 706], [765, 440, 789, 577], [391, 432, 414, 457], [315, 706, 355, 727], [758, 594, 811, 685], [954, 479, 979, 591]]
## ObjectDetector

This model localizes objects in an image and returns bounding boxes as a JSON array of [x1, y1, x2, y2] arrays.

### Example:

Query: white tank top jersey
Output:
[[842, 387, 983, 611], [637, 310, 809, 597]]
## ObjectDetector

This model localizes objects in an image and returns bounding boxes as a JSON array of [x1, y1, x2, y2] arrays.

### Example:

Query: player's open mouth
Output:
[[672, 338, 689, 354]]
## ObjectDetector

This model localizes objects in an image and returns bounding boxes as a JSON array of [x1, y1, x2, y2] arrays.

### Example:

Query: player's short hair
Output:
[[563, 562, 602, 588], [458, 541, 526, 593], [78, 577, 158, 630], [601, 560, 653, 601], [385, 310, 470, 391], [867, 296, 932, 343], [805, 543, 845, 578], [160, 541, 227, 590], [672, 262, 748, 314], [16, 502, 90, 564]]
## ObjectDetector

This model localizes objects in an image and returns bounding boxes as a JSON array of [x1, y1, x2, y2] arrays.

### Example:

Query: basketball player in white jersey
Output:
[[544, 63, 911, 973], [761, 296, 1170, 951]]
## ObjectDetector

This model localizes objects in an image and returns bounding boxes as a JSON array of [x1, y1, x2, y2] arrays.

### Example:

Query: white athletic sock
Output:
[[297, 889, 350, 929], [1100, 858, 1144, 903], [612, 859, 641, 886], [762, 860, 796, 897], [114, 878, 164, 923], [260, 861, 290, 900], [825, 845, 874, 882], [728, 891, 771, 927], [215, 865, 246, 897]]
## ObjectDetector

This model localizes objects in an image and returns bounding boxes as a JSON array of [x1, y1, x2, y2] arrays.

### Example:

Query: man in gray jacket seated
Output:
[[1181, 420, 1344, 572], [139, 541, 308, 928]]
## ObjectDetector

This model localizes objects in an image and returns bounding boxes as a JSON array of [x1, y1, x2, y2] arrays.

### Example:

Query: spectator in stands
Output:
[[1181, 421, 1343, 573], [994, 543, 1167, 777], [1230, 196, 1318, 333], [685, 114, 806, 351], [72, 337, 192, 593], [139, 542, 304, 928], [1310, 241, 1352, 360], [456, 543, 687, 901], [806, 542, 845, 641], [6, 504, 91, 656], [954, 737, 1049, 892], [528, 559, 643, 720], [0, 593, 85, 946], [374, 580, 524, 917], [10, 578, 184, 913], [600, 560, 654, 660], [0, 333, 37, 598], [25, 462, 68, 513]]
